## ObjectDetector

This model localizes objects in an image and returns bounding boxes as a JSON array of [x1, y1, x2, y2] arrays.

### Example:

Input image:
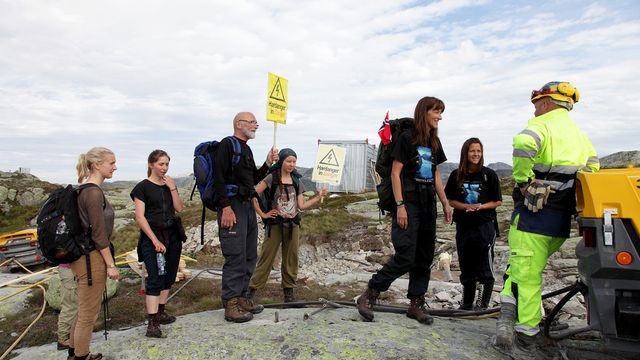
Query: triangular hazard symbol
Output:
[[269, 78, 286, 102], [319, 149, 340, 166]]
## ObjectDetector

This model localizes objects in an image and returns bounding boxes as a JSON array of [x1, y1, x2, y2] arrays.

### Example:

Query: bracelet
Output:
[[171, 188, 178, 192], [396, 204, 405, 208], [107, 263, 116, 269], [395, 200, 405, 206]]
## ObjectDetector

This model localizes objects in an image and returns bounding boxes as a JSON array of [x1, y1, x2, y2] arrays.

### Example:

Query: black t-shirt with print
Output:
[[130, 179, 176, 227], [445, 167, 502, 227], [391, 129, 446, 203]]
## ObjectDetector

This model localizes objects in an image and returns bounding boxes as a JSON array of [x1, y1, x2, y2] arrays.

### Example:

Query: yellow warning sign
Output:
[[267, 72, 288, 124], [312, 144, 347, 185]]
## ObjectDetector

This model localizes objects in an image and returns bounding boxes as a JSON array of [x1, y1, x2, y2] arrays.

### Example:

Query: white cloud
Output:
[[0, 0, 638, 184]]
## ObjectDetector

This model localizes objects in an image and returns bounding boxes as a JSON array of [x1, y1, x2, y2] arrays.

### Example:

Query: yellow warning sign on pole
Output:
[[312, 144, 347, 185], [267, 72, 288, 124]]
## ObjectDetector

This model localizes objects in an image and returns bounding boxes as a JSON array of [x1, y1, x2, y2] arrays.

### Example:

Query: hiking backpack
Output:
[[191, 136, 242, 244], [375, 117, 415, 213], [37, 183, 101, 284]]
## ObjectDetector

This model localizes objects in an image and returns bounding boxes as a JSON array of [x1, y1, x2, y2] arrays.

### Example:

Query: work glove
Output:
[[524, 182, 553, 213]]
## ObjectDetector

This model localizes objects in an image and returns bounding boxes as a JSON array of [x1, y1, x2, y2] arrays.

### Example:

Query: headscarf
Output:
[[269, 148, 302, 185]]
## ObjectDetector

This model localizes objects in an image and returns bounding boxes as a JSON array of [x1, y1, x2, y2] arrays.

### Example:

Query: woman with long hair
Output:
[[69, 147, 120, 360], [131, 149, 184, 338], [357, 96, 453, 324], [445, 138, 502, 310], [247, 148, 327, 305]]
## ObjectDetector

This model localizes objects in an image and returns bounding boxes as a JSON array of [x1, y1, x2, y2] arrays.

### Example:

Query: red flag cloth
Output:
[[378, 111, 391, 145]]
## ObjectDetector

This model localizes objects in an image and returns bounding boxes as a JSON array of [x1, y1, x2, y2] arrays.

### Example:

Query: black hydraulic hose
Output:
[[543, 281, 592, 341], [166, 267, 223, 302]]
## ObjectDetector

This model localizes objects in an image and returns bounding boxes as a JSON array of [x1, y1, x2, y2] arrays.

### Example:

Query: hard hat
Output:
[[531, 81, 580, 105]]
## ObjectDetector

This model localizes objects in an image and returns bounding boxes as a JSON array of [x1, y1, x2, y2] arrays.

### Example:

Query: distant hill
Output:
[[599, 150, 640, 169]]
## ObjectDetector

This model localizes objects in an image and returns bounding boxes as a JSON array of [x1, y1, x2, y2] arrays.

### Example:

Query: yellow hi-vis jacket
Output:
[[512, 108, 599, 212]]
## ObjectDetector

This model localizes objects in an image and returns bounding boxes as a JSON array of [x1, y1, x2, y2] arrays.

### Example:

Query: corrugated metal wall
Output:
[[316, 140, 377, 193]]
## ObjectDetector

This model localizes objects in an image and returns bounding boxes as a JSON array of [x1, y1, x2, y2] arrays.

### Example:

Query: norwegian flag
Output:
[[378, 111, 391, 145]]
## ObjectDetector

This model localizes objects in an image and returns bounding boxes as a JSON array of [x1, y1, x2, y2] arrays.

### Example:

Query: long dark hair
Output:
[[147, 149, 170, 177], [457, 138, 483, 188], [413, 96, 445, 150]]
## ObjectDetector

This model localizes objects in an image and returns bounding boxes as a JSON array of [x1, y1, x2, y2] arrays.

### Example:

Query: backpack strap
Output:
[[224, 136, 243, 197]]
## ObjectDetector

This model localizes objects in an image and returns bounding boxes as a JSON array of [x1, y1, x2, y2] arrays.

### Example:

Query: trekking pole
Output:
[[103, 287, 109, 340]]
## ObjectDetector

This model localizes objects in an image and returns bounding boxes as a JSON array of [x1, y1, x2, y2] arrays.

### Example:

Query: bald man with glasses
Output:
[[214, 111, 278, 323]]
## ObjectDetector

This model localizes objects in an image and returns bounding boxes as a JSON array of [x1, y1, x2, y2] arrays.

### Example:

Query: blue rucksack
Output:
[[191, 136, 242, 244]]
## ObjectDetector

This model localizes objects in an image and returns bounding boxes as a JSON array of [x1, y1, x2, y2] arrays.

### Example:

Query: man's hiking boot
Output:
[[145, 313, 166, 338], [238, 296, 264, 314], [224, 297, 253, 323], [407, 295, 434, 325], [356, 287, 379, 322], [156, 303, 177, 324], [494, 302, 517, 350]]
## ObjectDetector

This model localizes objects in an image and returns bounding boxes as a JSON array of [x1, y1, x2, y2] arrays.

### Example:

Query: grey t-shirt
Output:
[[262, 174, 305, 219]]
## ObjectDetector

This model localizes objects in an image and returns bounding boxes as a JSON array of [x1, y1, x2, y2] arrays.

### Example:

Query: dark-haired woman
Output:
[[357, 96, 453, 325], [131, 150, 184, 338], [445, 138, 502, 310]]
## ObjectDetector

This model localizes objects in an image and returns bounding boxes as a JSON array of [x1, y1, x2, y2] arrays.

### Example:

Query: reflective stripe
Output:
[[515, 324, 540, 336], [587, 156, 599, 165], [581, 166, 595, 172], [519, 129, 542, 150], [513, 149, 537, 158], [533, 164, 582, 175], [500, 295, 516, 305]]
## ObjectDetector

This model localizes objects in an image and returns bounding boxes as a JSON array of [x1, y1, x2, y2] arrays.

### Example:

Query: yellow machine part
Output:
[[0, 228, 37, 246], [576, 168, 640, 233]]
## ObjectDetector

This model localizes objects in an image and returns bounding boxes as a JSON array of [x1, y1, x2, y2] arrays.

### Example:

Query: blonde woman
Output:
[[68, 147, 120, 360]]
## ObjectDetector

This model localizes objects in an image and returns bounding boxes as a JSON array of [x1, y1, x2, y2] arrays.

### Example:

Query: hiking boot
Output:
[[495, 302, 517, 350], [57, 340, 70, 350], [145, 313, 166, 338], [459, 282, 476, 310], [156, 304, 177, 324], [224, 297, 253, 323], [508, 332, 539, 359], [356, 287, 379, 322], [283, 288, 304, 307], [476, 280, 494, 310], [406, 295, 434, 325], [238, 296, 264, 314], [246, 287, 257, 302], [73, 353, 104, 360]]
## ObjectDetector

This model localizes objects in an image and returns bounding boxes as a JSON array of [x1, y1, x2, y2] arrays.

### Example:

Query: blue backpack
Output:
[[191, 136, 242, 244]]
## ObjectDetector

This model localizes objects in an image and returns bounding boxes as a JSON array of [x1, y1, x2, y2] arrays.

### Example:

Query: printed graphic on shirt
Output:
[[463, 181, 482, 204], [416, 146, 433, 180], [274, 184, 298, 219]]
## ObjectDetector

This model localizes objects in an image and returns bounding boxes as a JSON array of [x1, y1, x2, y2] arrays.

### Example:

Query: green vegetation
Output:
[[0, 204, 40, 234]]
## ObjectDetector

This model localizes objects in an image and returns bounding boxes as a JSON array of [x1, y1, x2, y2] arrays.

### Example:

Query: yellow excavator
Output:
[[568, 168, 640, 352]]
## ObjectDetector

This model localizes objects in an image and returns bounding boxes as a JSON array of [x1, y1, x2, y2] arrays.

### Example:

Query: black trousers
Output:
[[456, 220, 495, 285], [369, 186, 437, 298], [138, 227, 182, 296], [217, 197, 258, 301]]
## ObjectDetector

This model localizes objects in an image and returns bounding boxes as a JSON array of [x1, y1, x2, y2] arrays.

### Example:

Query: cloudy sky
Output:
[[1, 0, 639, 184]]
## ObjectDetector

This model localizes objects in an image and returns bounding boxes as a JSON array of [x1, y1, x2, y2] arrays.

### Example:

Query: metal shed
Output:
[[316, 139, 377, 193]]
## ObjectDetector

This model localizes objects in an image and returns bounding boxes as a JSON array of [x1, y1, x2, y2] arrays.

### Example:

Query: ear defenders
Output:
[[556, 82, 580, 102]]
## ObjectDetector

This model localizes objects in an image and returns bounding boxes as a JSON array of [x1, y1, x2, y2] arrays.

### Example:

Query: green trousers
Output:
[[500, 214, 565, 335], [250, 224, 300, 289], [57, 265, 78, 345]]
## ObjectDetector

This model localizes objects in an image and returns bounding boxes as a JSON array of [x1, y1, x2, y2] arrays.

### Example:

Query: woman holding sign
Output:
[[247, 148, 328, 304], [357, 96, 453, 325]]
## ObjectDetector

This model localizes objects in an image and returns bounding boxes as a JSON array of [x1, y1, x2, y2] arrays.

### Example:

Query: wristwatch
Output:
[[395, 200, 405, 207], [107, 263, 116, 269]]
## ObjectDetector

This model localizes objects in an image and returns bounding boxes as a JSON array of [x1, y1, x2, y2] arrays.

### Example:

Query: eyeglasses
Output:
[[238, 119, 259, 126]]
